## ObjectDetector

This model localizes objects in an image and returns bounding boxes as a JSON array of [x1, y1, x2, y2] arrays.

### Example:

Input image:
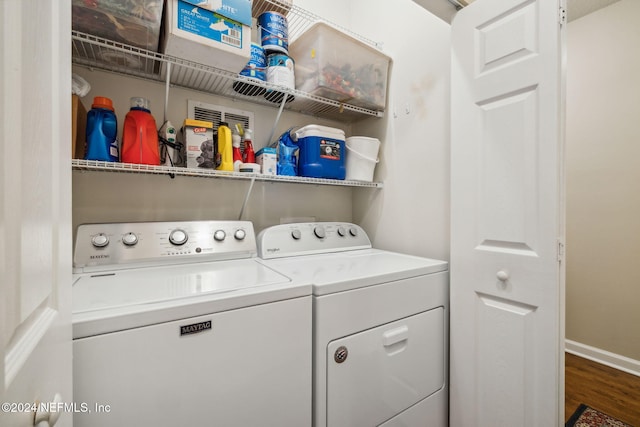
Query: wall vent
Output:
[[187, 100, 254, 135]]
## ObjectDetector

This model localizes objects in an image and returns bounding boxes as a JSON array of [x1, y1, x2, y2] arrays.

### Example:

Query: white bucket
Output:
[[345, 136, 380, 181]]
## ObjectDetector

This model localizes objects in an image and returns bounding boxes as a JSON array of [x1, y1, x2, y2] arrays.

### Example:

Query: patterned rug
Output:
[[566, 404, 634, 427]]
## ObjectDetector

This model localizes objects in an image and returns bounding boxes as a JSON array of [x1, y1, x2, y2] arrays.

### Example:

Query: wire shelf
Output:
[[72, 159, 384, 188], [71, 0, 386, 122]]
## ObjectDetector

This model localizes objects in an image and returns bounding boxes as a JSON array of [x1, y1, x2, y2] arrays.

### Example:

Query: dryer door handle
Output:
[[382, 325, 409, 347]]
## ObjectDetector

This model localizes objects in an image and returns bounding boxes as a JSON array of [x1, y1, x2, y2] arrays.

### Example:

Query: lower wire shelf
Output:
[[72, 159, 383, 188]]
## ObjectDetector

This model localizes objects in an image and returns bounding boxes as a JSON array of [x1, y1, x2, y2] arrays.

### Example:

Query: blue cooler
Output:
[[293, 125, 346, 180]]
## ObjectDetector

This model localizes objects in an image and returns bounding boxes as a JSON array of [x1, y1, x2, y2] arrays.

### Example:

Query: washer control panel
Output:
[[257, 222, 371, 259], [74, 220, 256, 272]]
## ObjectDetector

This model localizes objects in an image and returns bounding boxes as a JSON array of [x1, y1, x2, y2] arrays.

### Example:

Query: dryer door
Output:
[[326, 307, 445, 426]]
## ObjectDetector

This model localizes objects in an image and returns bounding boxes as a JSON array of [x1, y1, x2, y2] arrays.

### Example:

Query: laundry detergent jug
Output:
[[121, 97, 160, 165]]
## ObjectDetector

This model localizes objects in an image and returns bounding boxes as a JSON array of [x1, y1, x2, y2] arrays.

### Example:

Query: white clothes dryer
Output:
[[257, 222, 449, 427], [72, 220, 311, 427]]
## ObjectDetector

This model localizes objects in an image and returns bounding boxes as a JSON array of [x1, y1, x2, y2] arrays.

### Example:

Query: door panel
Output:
[[451, 0, 565, 425], [0, 1, 73, 425]]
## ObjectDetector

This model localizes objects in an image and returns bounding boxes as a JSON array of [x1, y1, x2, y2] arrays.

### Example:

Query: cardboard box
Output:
[[180, 0, 252, 26], [289, 22, 391, 111], [71, 0, 164, 51], [183, 119, 215, 169], [72, 95, 87, 159], [162, 0, 251, 73], [256, 146, 277, 175]]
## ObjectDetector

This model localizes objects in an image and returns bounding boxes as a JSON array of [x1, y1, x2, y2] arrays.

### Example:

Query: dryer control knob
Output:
[[214, 230, 226, 242], [91, 233, 109, 248], [314, 226, 326, 239], [122, 232, 138, 246], [291, 229, 301, 240], [169, 229, 188, 246], [234, 229, 246, 240], [349, 227, 358, 237], [337, 226, 346, 237], [334, 346, 348, 363]]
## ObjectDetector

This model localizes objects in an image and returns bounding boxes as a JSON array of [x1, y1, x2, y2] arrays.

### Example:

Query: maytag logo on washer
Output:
[[180, 320, 212, 336], [266, 247, 280, 253]]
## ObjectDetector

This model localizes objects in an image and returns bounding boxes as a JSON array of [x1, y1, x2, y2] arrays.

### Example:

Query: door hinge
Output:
[[557, 240, 565, 262], [559, 6, 567, 25]]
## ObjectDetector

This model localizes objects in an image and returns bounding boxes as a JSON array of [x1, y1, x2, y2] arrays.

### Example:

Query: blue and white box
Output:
[[256, 146, 277, 175], [179, 0, 252, 26], [163, 0, 251, 73]]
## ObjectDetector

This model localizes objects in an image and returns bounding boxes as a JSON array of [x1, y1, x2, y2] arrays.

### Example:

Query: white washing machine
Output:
[[72, 220, 312, 427], [257, 222, 449, 427]]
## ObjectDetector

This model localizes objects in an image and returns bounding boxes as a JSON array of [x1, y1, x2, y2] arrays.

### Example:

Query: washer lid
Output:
[[72, 258, 309, 338], [261, 249, 448, 296]]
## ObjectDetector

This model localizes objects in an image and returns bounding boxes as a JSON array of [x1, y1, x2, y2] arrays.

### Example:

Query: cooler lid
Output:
[[293, 124, 345, 141]]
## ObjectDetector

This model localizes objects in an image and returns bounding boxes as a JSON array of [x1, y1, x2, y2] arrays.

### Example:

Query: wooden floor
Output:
[[565, 352, 640, 425]]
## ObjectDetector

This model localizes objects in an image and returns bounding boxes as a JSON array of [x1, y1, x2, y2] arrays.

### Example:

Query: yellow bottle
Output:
[[216, 121, 233, 171]]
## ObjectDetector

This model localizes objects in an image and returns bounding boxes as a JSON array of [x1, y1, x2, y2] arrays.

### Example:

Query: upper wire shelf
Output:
[[71, 0, 386, 122]]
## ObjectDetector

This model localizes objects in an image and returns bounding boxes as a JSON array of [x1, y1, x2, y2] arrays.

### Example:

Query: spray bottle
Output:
[[232, 130, 242, 171], [242, 128, 256, 164]]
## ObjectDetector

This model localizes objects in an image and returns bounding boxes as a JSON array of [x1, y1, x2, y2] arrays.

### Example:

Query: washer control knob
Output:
[[337, 226, 346, 237], [314, 226, 326, 239], [291, 229, 302, 240], [122, 232, 138, 246], [234, 229, 246, 241], [169, 229, 188, 246], [91, 233, 109, 248], [349, 227, 358, 237], [214, 230, 226, 242]]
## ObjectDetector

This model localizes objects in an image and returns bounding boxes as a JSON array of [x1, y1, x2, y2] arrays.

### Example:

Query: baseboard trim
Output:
[[565, 339, 640, 378]]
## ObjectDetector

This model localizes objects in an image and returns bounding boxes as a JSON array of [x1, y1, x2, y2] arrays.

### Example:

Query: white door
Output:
[[0, 1, 73, 426], [450, 0, 565, 426]]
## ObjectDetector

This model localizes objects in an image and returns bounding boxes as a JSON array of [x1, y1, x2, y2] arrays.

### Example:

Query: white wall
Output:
[[295, 0, 451, 261], [350, 0, 451, 261], [566, 0, 640, 360]]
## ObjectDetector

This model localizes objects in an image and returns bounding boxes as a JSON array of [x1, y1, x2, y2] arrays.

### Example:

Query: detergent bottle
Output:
[[121, 97, 160, 165], [85, 96, 119, 162], [216, 122, 233, 171]]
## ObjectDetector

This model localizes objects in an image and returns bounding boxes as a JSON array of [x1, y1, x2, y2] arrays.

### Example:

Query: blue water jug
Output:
[[85, 96, 119, 162]]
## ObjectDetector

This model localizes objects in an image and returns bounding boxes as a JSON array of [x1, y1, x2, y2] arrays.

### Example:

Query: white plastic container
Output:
[[345, 136, 380, 182]]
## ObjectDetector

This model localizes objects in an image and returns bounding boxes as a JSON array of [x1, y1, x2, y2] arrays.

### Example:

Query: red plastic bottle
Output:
[[242, 129, 255, 163], [121, 97, 160, 165]]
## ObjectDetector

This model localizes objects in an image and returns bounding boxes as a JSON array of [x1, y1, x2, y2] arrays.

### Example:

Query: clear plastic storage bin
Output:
[[289, 22, 391, 111]]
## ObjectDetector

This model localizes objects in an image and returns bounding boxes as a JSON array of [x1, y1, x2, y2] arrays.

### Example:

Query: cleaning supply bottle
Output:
[[242, 128, 256, 164], [85, 96, 119, 162], [216, 121, 233, 171], [121, 97, 160, 165], [232, 131, 243, 171]]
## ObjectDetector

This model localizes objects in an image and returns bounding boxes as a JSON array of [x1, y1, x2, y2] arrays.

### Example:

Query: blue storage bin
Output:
[[293, 125, 346, 180]]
